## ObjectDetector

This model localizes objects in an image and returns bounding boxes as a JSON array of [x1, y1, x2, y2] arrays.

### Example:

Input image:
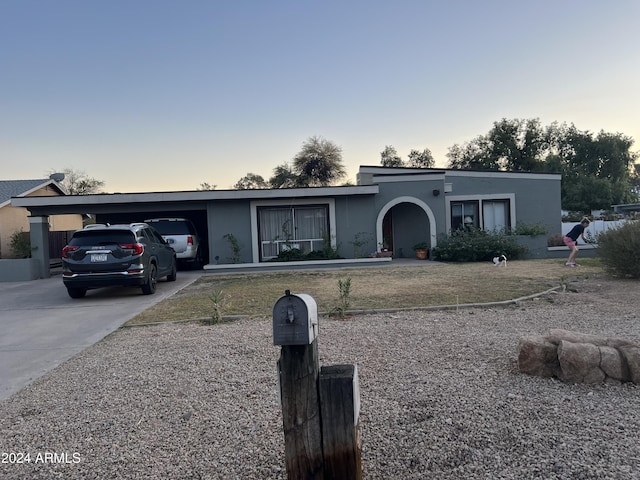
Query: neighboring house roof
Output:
[[612, 203, 640, 215], [0, 179, 67, 209]]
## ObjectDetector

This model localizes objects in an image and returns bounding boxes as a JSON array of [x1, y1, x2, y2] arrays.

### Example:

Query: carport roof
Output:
[[11, 185, 379, 216]]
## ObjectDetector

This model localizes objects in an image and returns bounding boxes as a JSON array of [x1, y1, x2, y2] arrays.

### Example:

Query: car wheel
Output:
[[141, 263, 157, 295], [67, 287, 87, 299], [167, 259, 177, 282]]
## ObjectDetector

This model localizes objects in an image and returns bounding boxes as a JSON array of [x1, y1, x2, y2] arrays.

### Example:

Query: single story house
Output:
[[0, 176, 83, 259], [10, 166, 562, 279], [612, 203, 640, 218]]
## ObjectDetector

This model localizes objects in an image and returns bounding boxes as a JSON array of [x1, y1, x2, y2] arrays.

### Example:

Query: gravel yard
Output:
[[1, 277, 639, 479]]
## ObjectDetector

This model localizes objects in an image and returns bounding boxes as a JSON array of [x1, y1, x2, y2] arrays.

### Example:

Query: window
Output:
[[449, 197, 512, 232], [258, 205, 329, 260], [451, 201, 479, 230], [482, 200, 510, 232]]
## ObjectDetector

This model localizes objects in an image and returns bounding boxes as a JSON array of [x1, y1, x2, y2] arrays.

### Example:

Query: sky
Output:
[[1, 0, 639, 193]]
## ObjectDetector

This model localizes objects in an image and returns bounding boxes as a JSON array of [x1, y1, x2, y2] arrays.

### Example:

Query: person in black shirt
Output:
[[563, 217, 590, 266]]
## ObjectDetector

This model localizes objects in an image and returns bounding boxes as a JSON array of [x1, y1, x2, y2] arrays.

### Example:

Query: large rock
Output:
[[557, 341, 604, 384], [618, 345, 640, 383], [517, 336, 559, 377], [518, 330, 640, 384], [599, 346, 628, 382], [546, 329, 634, 349]]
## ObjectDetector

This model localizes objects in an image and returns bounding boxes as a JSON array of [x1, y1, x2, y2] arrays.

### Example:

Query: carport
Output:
[[11, 191, 215, 279], [10, 186, 381, 279]]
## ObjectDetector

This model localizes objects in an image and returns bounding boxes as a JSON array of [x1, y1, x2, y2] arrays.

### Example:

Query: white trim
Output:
[[357, 165, 561, 181], [250, 198, 336, 263], [445, 194, 516, 232], [376, 196, 437, 249], [204, 256, 392, 271], [445, 170, 561, 181]]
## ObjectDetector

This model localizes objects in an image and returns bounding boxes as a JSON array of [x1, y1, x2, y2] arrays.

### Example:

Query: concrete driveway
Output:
[[0, 271, 201, 401]]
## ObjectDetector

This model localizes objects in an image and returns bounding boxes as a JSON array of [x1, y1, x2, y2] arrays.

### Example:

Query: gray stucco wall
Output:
[[207, 201, 253, 264], [202, 171, 562, 265], [443, 173, 562, 235], [333, 195, 378, 258], [372, 179, 447, 253], [0, 258, 42, 281]]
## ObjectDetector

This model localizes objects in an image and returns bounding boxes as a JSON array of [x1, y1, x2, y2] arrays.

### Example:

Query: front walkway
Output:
[[203, 256, 440, 274]]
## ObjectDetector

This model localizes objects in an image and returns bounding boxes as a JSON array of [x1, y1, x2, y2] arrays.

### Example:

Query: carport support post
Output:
[[278, 340, 324, 480], [28, 216, 50, 279]]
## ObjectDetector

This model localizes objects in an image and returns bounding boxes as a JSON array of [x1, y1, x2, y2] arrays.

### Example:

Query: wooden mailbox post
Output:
[[273, 290, 362, 480]]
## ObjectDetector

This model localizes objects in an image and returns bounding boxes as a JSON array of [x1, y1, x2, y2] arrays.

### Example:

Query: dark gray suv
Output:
[[61, 223, 177, 298]]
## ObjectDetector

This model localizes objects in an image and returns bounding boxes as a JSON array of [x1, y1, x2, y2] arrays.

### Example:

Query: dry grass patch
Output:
[[126, 259, 602, 325]]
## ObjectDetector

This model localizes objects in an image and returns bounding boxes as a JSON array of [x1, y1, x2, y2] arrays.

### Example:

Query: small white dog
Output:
[[492, 254, 507, 267]]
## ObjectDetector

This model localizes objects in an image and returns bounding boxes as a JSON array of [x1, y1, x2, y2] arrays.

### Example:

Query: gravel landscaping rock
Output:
[[1, 277, 639, 479]]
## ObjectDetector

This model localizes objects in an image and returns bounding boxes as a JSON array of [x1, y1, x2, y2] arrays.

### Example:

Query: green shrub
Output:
[[10, 229, 31, 258], [596, 221, 640, 278], [206, 288, 226, 325], [270, 247, 344, 262], [272, 248, 306, 262], [349, 232, 373, 258], [432, 228, 527, 262], [330, 277, 352, 318], [223, 233, 241, 263], [512, 222, 549, 236]]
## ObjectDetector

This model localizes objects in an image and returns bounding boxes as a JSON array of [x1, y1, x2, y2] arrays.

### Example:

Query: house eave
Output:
[[11, 185, 380, 210]]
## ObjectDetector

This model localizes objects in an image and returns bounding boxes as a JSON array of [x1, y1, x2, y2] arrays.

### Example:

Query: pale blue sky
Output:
[[2, 1, 638, 192]]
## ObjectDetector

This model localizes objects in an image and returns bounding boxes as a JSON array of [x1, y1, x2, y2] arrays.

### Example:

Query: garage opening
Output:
[[96, 210, 209, 267]]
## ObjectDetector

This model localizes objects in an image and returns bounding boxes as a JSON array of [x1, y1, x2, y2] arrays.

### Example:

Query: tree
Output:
[[407, 148, 435, 168], [233, 173, 269, 190], [269, 163, 299, 189], [447, 118, 640, 213], [197, 182, 217, 191], [447, 135, 497, 170], [292, 136, 346, 187], [446, 118, 549, 171], [380, 145, 403, 167], [51, 168, 105, 194], [630, 163, 640, 198], [546, 123, 638, 211]]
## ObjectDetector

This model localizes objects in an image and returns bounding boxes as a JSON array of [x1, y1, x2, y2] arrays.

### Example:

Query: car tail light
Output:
[[62, 245, 79, 258], [119, 243, 144, 256], [187, 235, 194, 246]]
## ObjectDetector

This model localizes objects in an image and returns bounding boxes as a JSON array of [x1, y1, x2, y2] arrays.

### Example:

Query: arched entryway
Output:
[[376, 197, 437, 258]]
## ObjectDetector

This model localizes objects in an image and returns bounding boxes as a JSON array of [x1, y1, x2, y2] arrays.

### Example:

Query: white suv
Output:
[[145, 218, 203, 269]]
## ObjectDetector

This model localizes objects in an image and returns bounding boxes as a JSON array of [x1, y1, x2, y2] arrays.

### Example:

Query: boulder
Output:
[[557, 341, 604, 384], [546, 329, 634, 349], [517, 330, 640, 385], [599, 346, 628, 382], [618, 345, 640, 384], [517, 336, 559, 377]]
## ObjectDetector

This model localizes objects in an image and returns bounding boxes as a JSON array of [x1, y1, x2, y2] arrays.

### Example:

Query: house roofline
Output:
[[0, 179, 66, 209], [358, 165, 561, 180], [11, 185, 379, 209]]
